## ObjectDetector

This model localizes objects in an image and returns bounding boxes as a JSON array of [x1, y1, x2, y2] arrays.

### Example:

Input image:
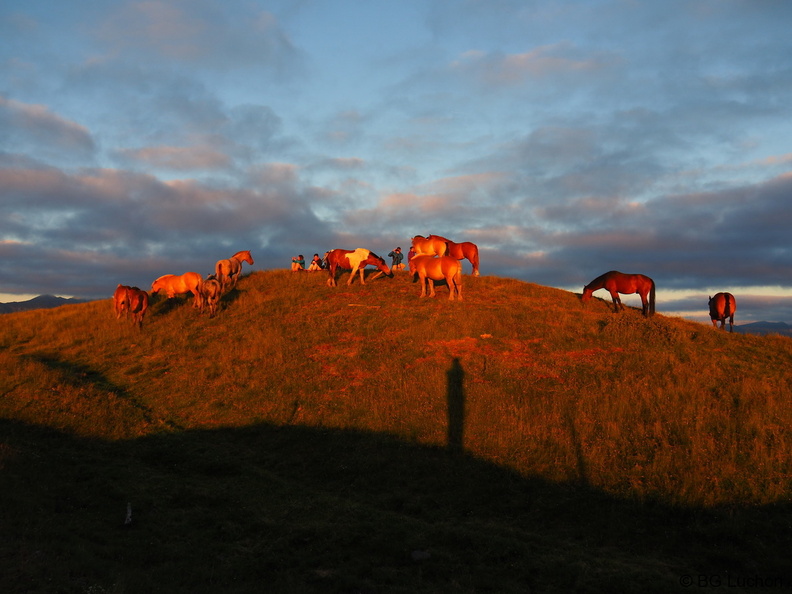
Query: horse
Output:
[[581, 270, 656, 317], [325, 248, 393, 287], [410, 255, 463, 300], [113, 284, 130, 319], [201, 275, 222, 317], [429, 234, 480, 276], [126, 287, 149, 328], [411, 235, 448, 258], [151, 272, 203, 308], [215, 250, 254, 293], [709, 292, 736, 332]]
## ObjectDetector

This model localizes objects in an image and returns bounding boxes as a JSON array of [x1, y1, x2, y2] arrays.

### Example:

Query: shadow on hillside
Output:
[[2, 418, 791, 593]]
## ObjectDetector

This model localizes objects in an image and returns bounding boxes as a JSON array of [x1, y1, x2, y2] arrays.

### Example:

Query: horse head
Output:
[[368, 252, 393, 278]]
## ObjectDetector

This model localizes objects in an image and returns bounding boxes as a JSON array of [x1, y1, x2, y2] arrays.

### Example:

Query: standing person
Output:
[[388, 247, 404, 271], [291, 255, 305, 271], [406, 246, 416, 271], [307, 253, 323, 271]]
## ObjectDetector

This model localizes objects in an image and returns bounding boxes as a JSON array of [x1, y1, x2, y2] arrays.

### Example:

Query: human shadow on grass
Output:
[[3, 419, 791, 594]]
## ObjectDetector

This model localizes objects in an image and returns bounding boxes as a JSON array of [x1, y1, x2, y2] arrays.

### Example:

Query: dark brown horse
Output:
[[325, 248, 393, 287], [126, 287, 149, 328], [582, 270, 656, 317], [428, 235, 480, 276], [709, 292, 736, 332]]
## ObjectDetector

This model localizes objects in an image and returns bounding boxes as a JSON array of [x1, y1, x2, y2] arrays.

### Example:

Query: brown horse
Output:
[[201, 275, 222, 317], [113, 284, 130, 319], [325, 248, 392, 287], [411, 235, 448, 258], [126, 287, 149, 328], [113, 285, 148, 327], [215, 250, 254, 292], [429, 234, 480, 276], [581, 270, 655, 317], [410, 255, 463, 300], [709, 292, 736, 332], [151, 272, 203, 308]]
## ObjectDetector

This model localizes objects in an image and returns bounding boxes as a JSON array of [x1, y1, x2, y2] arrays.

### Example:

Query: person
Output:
[[406, 247, 416, 271], [307, 253, 323, 271], [388, 247, 405, 271], [291, 254, 305, 271]]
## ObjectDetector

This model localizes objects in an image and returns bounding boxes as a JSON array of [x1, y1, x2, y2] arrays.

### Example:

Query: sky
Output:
[[1, 0, 791, 325]]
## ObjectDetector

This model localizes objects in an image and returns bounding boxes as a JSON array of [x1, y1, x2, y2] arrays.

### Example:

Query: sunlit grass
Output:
[[2, 269, 790, 507]]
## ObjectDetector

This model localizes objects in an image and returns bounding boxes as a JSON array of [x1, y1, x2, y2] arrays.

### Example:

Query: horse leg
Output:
[[728, 315, 734, 333], [609, 291, 622, 312], [327, 263, 337, 287], [418, 273, 427, 297], [428, 279, 436, 298], [347, 264, 364, 285]]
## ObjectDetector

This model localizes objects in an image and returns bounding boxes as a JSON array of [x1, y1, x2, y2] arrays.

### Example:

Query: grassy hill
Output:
[[2, 270, 791, 593]]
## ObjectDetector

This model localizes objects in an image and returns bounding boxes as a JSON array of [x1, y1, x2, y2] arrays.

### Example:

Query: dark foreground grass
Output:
[[4, 418, 791, 594]]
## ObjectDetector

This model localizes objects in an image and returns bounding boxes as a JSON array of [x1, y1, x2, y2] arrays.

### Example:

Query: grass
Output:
[[2, 269, 792, 592]]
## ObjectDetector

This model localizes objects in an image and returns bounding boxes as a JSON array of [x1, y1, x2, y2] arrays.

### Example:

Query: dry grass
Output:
[[2, 269, 792, 592]]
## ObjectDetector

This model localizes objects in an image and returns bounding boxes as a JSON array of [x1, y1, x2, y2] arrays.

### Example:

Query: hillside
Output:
[[0, 294, 90, 314], [2, 270, 791, 593]]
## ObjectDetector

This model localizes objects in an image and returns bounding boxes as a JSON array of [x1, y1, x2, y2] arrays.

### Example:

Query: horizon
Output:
[[1, 1, 791, 323], [2, 275, 790, 327]]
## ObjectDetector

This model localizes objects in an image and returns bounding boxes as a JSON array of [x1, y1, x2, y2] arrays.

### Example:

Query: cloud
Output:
[[115, 145, 230, 171], [0, 95, 95, 159], [95, 0, 302, 73], [451, 43, 617, 86]]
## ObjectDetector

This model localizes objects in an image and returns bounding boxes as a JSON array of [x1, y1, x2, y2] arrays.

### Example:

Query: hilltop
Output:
[[2, 270, 791, 593]]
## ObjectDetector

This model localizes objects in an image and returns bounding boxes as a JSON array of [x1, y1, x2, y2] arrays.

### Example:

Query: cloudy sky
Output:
[[2, 0, 791, 324]]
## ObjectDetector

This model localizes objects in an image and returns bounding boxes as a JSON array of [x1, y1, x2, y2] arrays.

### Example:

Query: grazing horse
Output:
[[410, 255, 463, 300], [151, 272, 203, 308], [429, 234, 480, 276], [201, 275, 222, 317], [215, 250, 254, 293], [325, 248, 392, 287], [113, 284, 130, 319], [411, 235, 450, 258], [126, 287, 149, 328], [709, 292, 736, 332], [581, 270, 656, 317]]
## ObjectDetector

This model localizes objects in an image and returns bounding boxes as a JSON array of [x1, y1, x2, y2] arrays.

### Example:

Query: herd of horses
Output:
[[112, 237, 738, 332], [113, 250, 254, 327], [581, 271, 736, 331]]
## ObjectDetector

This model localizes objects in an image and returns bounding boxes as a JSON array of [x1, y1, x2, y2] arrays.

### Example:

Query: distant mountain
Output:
[[734, 321, 792, 338], [0, 295, 91, 314]]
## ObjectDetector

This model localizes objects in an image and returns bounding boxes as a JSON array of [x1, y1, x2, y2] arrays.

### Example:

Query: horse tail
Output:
[[725, 293, 732, 316], [471, 244, 480, 276], [649, 279, 656, 316]]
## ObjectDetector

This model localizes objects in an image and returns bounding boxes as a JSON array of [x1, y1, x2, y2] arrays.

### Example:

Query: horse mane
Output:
[[584, 271, 611, 290]]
